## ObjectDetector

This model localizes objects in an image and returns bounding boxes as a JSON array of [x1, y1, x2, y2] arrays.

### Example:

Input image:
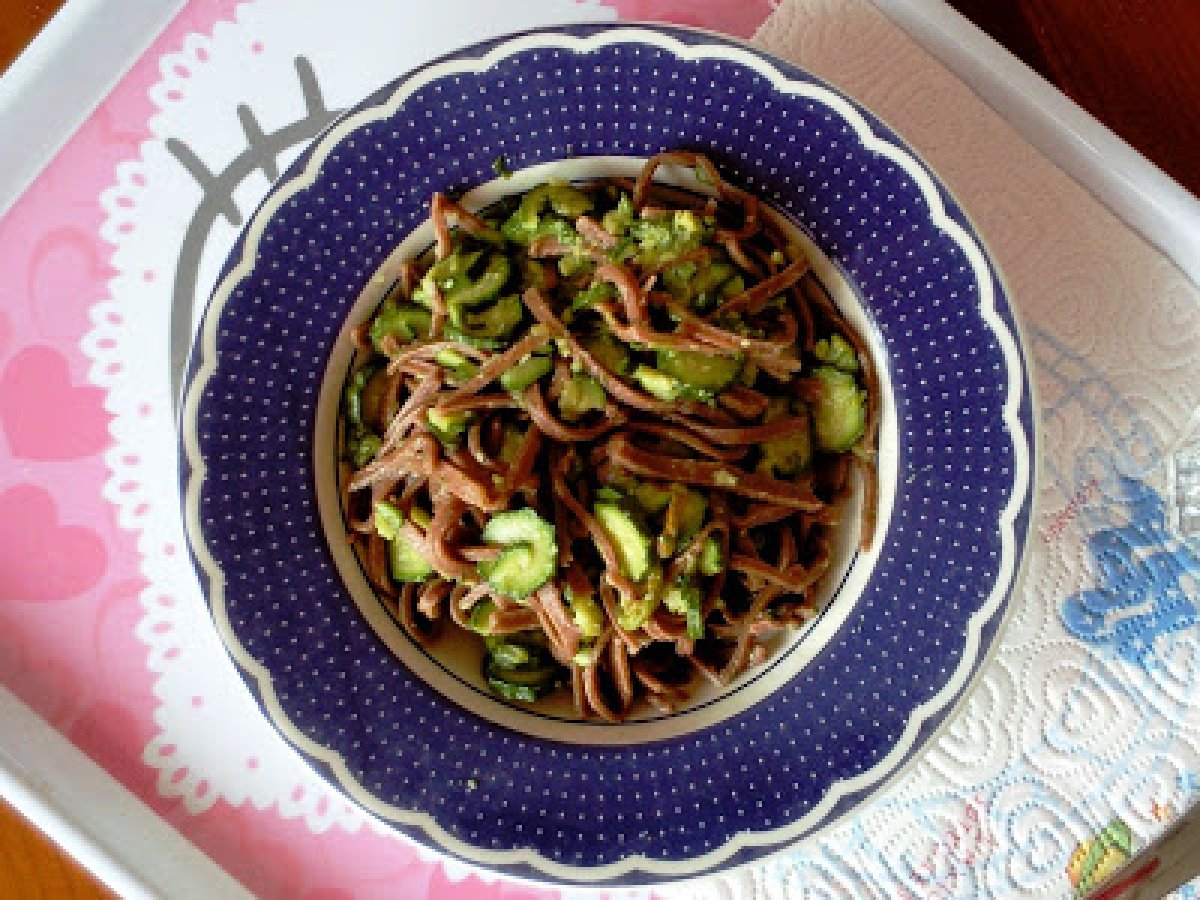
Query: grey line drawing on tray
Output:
[[167, 55, 341, 407]]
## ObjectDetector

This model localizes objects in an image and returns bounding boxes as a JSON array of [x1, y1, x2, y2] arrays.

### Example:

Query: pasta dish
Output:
[[339, 152, 879, 720]]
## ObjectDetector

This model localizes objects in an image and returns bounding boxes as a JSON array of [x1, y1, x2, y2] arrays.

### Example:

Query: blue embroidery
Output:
[[1179, 771, 1200, 795], [1061, 477, 1200, 665]]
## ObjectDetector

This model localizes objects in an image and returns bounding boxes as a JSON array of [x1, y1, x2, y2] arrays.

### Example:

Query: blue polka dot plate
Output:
[[180, 24, 1035, 887]]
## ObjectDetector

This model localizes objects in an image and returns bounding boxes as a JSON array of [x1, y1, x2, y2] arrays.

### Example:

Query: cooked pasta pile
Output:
[[340, 152, 879, 720]]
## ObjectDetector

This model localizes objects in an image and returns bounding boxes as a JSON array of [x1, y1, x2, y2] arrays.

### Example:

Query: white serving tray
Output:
[[1, 1, 1196, 896]]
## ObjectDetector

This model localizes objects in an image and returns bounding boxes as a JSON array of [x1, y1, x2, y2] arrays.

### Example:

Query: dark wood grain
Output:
[[948, 0, 1200, 195], [0, 800, 111, 900], [0, 0, 65, 73]]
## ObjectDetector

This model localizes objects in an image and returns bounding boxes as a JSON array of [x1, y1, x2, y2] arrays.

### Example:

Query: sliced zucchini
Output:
[[601, 192, 634, 237], [666, 258, 736, 308], [460, 293, 523, 340], [426, 407, 471, 446], [698, 535, 724, 576], [442, 325, 507, 350], [516, 182, 593, 221], [689, 260, 737, 299], [629, 209, 707, 267], [503, 214, 578, 247], [569, 280, 617, 313], [663, 582, 705, 639], [582, 332, 630, 375], [557, 374, 607, 422], [433, 347, 478, 381], [759, 404, 814, 477], [478, 509, 558, 600], [616, 591, 659, 632], [627, 214, 671, 252], [467, 599, 497, 635], [343, 362, 383, 429], [484, 657, 560, 701], [343, 364, 387, 469], [545, 183, 593, 218], [368, 304, 431, 352], [631, 365, 686, 402], [661, 261, 699, 299], [488, 641, 532, 669], [663, 582, 701, 615], [409, 505, 432, 529], [412, 250, 482, 307], [482, 637, 563, 702], [389, 532, 434, 583], [502, 183, 590, 246], [629, 481, 672, 515], [654, 349, 741, 393], [500, 354, 553, 393], [812, 366, 867, 453], [668, 486, 707, 546], [814, 333, 859, 372], [518, 258, 553, 291], [347, 432, 381, 468], [557, 254, 594, 279], [497, 425, 526, 464], [486, 677, 542, 703], [373, 500, 404, 541], [565, 588, 604, 639], [593, 501, 652, 581], [445, 253, 510, 310]]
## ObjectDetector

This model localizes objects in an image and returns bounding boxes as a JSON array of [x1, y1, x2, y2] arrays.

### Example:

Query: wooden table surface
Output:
[[1, 1, 1197, 897]]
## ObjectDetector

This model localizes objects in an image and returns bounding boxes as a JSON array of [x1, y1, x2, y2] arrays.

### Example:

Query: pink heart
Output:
[[25, 228, 115, 341], [0, 345, 109, 460], [0, 484, 107, 602]]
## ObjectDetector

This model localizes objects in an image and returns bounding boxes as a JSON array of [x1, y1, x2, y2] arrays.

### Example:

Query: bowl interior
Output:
[[312, 155, 898, 745]]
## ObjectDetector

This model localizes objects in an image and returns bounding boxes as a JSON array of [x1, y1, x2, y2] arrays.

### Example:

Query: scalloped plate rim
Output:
[[178, 22, 1035, 887]]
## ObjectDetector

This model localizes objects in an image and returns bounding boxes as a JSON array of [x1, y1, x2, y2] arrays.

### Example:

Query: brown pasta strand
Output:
[[607, 433, 823, 510], [523, 383, 626, 443], [709, 259, 810, 319]]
